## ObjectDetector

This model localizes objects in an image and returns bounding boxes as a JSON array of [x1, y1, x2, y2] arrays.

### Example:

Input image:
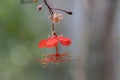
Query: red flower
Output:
[[36, 53, 79, 67], [38, 35, 71, 48]]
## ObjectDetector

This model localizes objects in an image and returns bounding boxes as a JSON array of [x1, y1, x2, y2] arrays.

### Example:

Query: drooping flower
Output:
[[38, 35, 71, 48], [49, 13, 63, 24]]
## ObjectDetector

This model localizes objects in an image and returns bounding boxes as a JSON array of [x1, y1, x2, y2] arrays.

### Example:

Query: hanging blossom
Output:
[[22, 0, 80, 67], [34, 0, 80, 67], [38, 35, 71, 48]]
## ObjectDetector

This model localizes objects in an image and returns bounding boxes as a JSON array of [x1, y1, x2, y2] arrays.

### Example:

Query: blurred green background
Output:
[[0, 0, 55, 80]]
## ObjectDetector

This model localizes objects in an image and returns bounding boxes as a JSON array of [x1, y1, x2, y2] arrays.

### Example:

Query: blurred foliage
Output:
[[0, 0, 55, 80]]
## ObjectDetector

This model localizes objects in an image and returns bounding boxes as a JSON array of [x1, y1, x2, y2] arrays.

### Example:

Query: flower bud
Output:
[[66, 11, 73, 15], [37, 5, 42, 11]]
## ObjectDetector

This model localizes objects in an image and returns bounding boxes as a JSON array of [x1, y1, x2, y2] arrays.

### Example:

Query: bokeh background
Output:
[[0, 0, 120, 80]]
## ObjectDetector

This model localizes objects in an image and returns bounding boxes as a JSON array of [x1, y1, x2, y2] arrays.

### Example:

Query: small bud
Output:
[[37, 5, 42, 11], [52, 31, 56, 35], [66, 11, 73, 15]]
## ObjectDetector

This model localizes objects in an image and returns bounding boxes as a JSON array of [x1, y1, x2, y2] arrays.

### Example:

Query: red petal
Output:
[[58, 36, 71, 46], [45, 38, 58, 48], [38, 39, 47, 48]]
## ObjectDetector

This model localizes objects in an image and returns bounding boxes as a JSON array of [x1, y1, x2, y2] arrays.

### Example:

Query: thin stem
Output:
[[55, 46, 59, 54], [52, 8, 73, 15], [42, 0, 56, 35], [43, 0, 59, 54], [42, 0, 53, 15], [52, 23, 55, 31], [52, 23, 57, 36]]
